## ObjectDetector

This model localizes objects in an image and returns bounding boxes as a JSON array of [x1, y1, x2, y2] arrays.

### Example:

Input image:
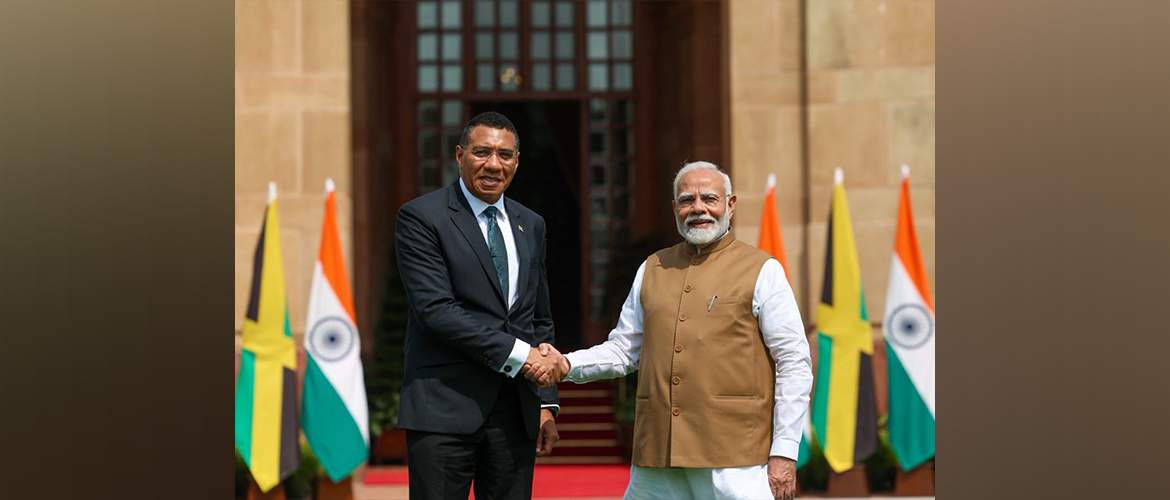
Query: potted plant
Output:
[[366, 251, 410, 464]]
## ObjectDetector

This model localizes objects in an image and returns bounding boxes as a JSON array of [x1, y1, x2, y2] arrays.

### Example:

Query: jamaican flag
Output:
[[810, 169, 878, 473]]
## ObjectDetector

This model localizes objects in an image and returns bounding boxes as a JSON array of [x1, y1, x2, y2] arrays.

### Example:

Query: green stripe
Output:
[[796, 430, 811, 469], [302, 355, 368, 481], [234, 350, 256, 465], [886, 342, 935, 469], [811, 333, 832, 446]]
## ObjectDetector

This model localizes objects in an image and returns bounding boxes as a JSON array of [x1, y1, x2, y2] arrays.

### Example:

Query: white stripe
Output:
[[306, 262, 370, 445], [882, 256, 935, 417]]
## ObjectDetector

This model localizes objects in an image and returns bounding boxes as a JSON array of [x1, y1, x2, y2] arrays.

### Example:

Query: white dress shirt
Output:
[[459, 180, 558, 412], [563, 256, 813, 461]]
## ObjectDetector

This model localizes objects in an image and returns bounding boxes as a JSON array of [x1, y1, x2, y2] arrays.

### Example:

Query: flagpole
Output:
[[325, 177, 335, 195], [901, 164, 910, 180], [834, 167, 844, 185], [268, 181, 277, 203]]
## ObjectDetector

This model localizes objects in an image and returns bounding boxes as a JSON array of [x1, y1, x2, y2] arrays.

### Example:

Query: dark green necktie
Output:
[[483, 206, 509, 302]]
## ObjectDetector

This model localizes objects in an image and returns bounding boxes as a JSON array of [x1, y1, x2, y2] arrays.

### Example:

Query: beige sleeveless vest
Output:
[[633, 229, 775, 468]]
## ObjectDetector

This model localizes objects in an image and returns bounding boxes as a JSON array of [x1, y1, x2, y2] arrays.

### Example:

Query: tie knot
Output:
[[483, 206, 498, 219]]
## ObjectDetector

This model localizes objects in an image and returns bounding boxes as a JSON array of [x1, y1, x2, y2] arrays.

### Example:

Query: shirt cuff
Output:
[[541, 404, 561, 416], [500, 338, 531, 378], [770, 438, 801, 461], [562, 352, 583, 382]]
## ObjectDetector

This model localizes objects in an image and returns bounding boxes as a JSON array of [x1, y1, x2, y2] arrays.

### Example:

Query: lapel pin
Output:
[[518, 224, 524, 233]]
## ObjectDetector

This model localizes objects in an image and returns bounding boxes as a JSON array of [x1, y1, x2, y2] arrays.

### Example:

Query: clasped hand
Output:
[[521, 343, 569, 387]]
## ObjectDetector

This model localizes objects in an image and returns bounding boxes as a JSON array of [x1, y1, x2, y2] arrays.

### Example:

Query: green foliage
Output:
[[365, 249, 410, 438], [284, 439, 323, 500], [613, 373, 638, 423], [797, 413, 901, 493]]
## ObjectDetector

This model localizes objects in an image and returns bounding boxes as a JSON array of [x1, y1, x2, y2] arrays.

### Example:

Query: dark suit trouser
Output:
[[406, 381, 536, 500]]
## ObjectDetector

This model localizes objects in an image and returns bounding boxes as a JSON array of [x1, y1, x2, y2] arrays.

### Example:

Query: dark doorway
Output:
[[470, 101, 584, 349]]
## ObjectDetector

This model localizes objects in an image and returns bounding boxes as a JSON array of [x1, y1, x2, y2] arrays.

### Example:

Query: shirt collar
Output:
[[459, 177, 507, 220]]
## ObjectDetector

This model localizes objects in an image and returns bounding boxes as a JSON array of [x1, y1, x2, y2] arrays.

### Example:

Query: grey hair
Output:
[[672, 161, 733, 200]]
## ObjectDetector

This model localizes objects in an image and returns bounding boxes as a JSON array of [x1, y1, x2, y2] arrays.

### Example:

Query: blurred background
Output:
[[235, 0, 934, 498]]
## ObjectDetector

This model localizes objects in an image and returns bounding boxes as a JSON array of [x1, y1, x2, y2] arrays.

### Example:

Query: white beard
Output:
[[676, 208, 731, 247]]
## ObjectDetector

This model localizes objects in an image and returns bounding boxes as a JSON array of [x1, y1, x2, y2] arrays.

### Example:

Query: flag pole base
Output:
[[894, 460, 935, 496], [247, 475, 287, 500], [317, 475, 355, 500], [826, 464, 869, 497]]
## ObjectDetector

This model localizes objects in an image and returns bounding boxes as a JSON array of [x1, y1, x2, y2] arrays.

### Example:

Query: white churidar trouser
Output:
[[622, 464, 774, 500]]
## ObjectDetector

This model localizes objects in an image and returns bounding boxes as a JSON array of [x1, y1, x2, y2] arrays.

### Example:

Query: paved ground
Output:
[[353, 483, 935, 500]]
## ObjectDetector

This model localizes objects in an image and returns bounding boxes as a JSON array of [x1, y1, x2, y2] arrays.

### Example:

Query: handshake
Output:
[[522, 343, 570, 387]]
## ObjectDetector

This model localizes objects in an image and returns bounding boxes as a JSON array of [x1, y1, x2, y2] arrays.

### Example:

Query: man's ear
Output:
[[727, 193, 737, 217], [455, 144, 464, 163]]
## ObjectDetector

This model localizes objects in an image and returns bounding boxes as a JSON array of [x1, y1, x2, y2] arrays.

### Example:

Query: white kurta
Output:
[[564, 257, 813, 499]]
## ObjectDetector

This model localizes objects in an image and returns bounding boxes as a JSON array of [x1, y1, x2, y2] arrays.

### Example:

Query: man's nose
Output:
[[691, 200, 708, 215]]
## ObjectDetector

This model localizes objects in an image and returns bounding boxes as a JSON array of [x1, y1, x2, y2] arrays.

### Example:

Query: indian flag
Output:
[[756, 173, 815, 468], [302, 178, 370, 481], [811, 168, 878, 473], [882, 166, 935, 470], [236, 182, 300, 492]]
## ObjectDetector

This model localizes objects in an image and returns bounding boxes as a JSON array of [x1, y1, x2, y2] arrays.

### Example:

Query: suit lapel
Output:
[[447, 185, 507, 308], [507, 198, 530, 313]]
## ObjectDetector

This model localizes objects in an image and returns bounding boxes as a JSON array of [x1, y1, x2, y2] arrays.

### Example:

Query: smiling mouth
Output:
[[688, 220, 713, 227], [478, 176, 503, 186]]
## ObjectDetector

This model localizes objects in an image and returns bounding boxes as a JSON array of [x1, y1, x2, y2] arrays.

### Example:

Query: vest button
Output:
[[684, 284, 692, 293], [691, 257, 700, 265], [672, 407, 681, 416], [675, 344, 683, 353], [679, 313, 687, 322], [672, 376, 681, 385]]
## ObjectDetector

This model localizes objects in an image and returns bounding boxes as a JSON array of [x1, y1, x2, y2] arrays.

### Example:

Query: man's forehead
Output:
[[676, 170, 725, 195], [469, 126, 517, 148]]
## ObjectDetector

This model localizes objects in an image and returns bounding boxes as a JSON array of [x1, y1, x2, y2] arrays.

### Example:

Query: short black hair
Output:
[[459, 111, 520, 151]]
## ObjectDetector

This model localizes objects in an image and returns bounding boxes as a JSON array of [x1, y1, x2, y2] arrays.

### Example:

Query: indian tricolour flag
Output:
[[882, 165, 935, 470], [302, 178, 370, 481]]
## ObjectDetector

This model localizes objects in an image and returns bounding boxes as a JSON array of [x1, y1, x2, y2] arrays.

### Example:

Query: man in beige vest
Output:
[[522, 161, 812, 500]]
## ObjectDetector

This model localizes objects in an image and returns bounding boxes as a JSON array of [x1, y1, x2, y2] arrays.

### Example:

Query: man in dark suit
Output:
[[394, 111, 571, 500]]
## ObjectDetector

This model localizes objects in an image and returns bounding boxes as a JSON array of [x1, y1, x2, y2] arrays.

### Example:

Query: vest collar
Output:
[[686, 228, 736, 256]]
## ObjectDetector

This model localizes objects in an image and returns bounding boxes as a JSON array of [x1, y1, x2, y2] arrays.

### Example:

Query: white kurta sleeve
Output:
[[754, 259, 814, 460], [563, 262, 646, 382]]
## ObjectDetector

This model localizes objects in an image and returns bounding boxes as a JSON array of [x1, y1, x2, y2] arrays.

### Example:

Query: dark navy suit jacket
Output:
[[394, 181, 558, 439]]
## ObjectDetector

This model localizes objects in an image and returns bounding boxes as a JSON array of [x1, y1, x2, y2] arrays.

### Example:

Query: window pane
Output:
[[441, 33, 462, 62], [590, 193, 608, 221], [441, 0, 461, 28], [418, 1, 437, 29], [500, 64, 520, 91], [418, 33, 438, 61], [591, 162, 606, 186], [499, 32, 518, 60], [532, 1, 551, 28], [589, 98, 606, 123], [591, 224, 608, 252], [555, 32, 574, 60], [443, 161, 460, 185], [613, 99, 633, 124], [499, 0, 519, 27], [418, 100, 439, 125], [614, 128, 632, 156], [443, 131, 461, 157], [442, 100, 462, 126], [587, 0, 607, 27], [555, 63, 575, 90], [419, 161, 441, 189], [442, 64, 462, 92], [613, 161, 630, 187], [476, 33, 494, 61], [587, 32, 607, 60], [611, 0, 632, 26], [477, 63, 495, 90], [419, 129, 440, 158], [588, 63, 608, 91], [589, 129, 607, 156], [612, 31, 632, 59], [555, 1, 574, 27], [532, 63, 551, 91], [613, 62, 632, 90], [531, 32, 550, 59], [474, 0, 494, 27], [419, 65, 438, 92], [613, 192, 630, 219]]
